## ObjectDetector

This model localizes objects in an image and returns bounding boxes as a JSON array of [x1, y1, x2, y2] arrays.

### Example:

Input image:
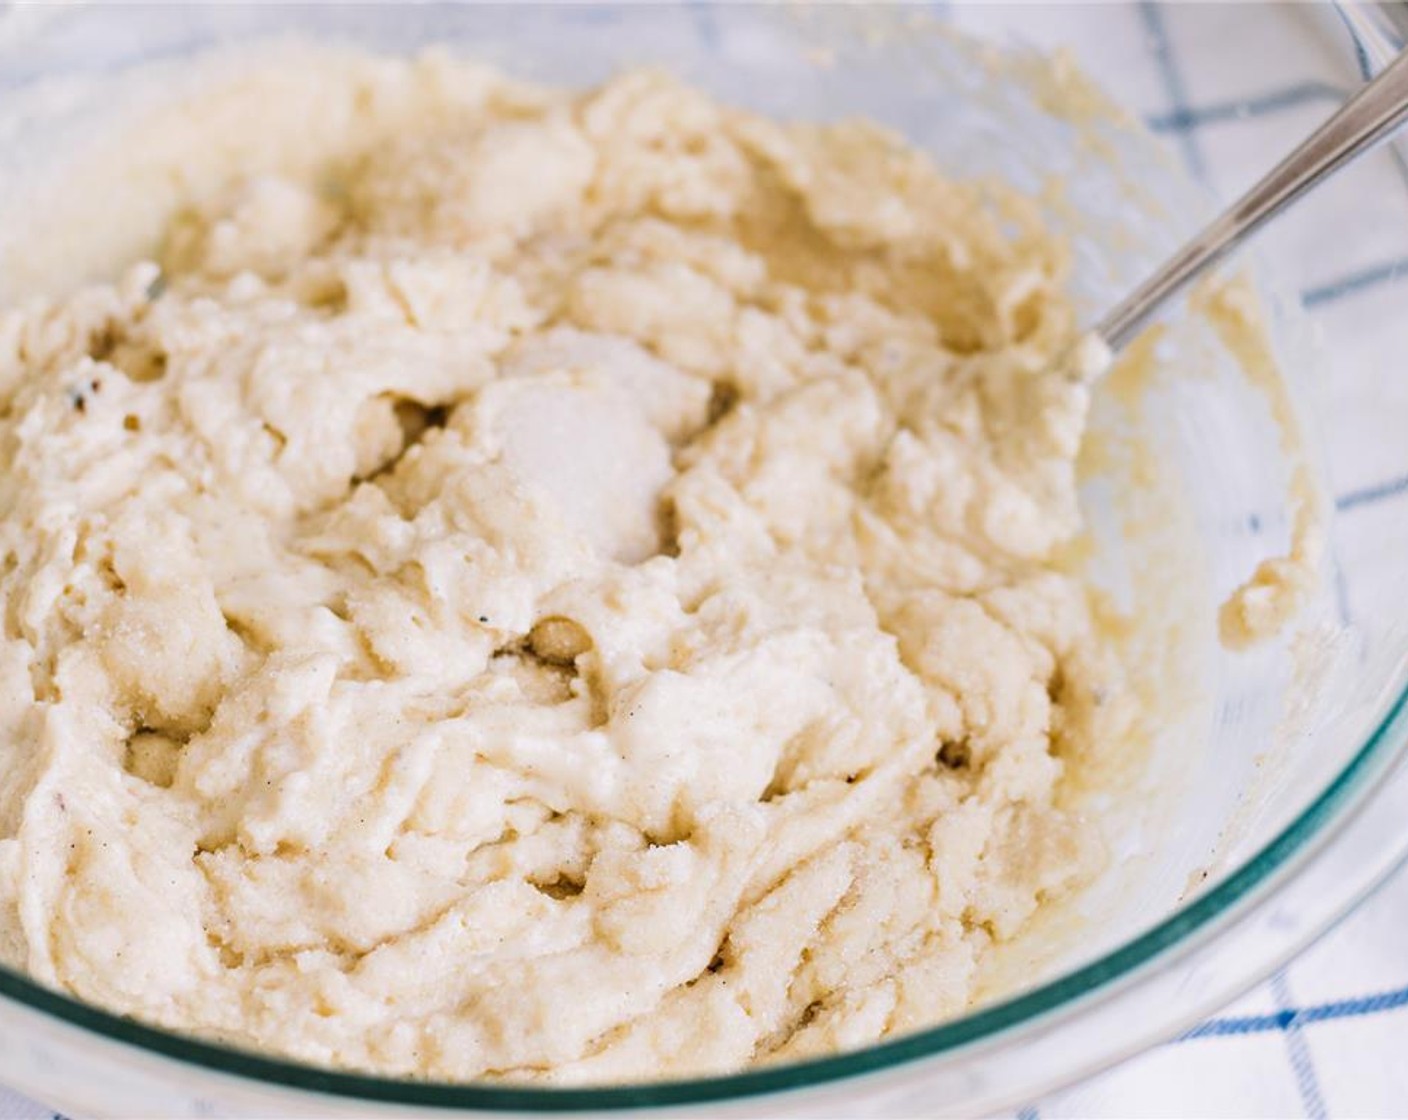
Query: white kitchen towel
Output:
[[1021, 861, 1408, 1119], [983, 3, 1408, 1113], [1, 3, 1407, 1118]]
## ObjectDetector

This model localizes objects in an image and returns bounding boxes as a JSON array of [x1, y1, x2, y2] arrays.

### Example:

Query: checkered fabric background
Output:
[[984, 2, 1408, 1116], [0, 3, 1406, 1117]]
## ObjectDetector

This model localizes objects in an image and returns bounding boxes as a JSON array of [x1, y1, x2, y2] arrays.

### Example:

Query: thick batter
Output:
[[0, 56, 1121, 1082]]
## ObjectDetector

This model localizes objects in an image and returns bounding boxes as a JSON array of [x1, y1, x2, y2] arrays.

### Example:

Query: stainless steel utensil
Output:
[[1093, 47, 1408, 353]]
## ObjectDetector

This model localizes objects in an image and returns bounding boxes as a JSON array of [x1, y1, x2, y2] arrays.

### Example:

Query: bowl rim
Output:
[[1, 3, 1407, 1114]]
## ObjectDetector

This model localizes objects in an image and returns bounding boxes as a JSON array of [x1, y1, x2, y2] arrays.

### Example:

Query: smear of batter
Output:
[[1195, 275, 1323, 650], [0, 55, 1126, 1082]]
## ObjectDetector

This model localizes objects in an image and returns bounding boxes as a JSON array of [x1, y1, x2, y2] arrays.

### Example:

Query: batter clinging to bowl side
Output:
[[0, 54, 1123, 1082]]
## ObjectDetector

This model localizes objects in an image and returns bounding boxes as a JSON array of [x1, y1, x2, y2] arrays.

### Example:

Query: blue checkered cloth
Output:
[[994, 3, 1408, 1115], [1016, 869, 1408, 1119], [0, 3, 1405, 1117]]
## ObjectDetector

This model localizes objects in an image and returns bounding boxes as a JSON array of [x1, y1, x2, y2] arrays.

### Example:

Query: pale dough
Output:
[[0, 55, 1121, 1082]]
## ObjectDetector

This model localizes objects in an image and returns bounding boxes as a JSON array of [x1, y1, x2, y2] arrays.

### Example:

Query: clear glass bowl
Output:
[[0, 4, 1406, 1116]]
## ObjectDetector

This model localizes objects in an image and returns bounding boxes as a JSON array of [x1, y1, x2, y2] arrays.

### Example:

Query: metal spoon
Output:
[[1091, 47, 1408, 355]]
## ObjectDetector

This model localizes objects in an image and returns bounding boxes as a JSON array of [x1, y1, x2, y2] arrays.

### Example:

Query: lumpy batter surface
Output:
[[0, 55, 1120, 1082]]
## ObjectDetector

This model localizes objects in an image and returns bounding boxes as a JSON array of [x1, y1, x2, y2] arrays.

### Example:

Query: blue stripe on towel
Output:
[[1180, 982, 1408, 1041], [1301, 256, 1408, 309], [1147, 80, 1347, 134], [1272, 971, 1330, 1120], [1138, 1, 1206, 180], [1336, 472, 1408, 513]]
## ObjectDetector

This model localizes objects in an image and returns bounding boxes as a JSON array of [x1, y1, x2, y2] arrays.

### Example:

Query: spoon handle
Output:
[[1095, 48, 1408, 351]]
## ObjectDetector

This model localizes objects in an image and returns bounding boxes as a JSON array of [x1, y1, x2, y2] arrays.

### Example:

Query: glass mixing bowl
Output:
[[0, 3, 1405, 1116]]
